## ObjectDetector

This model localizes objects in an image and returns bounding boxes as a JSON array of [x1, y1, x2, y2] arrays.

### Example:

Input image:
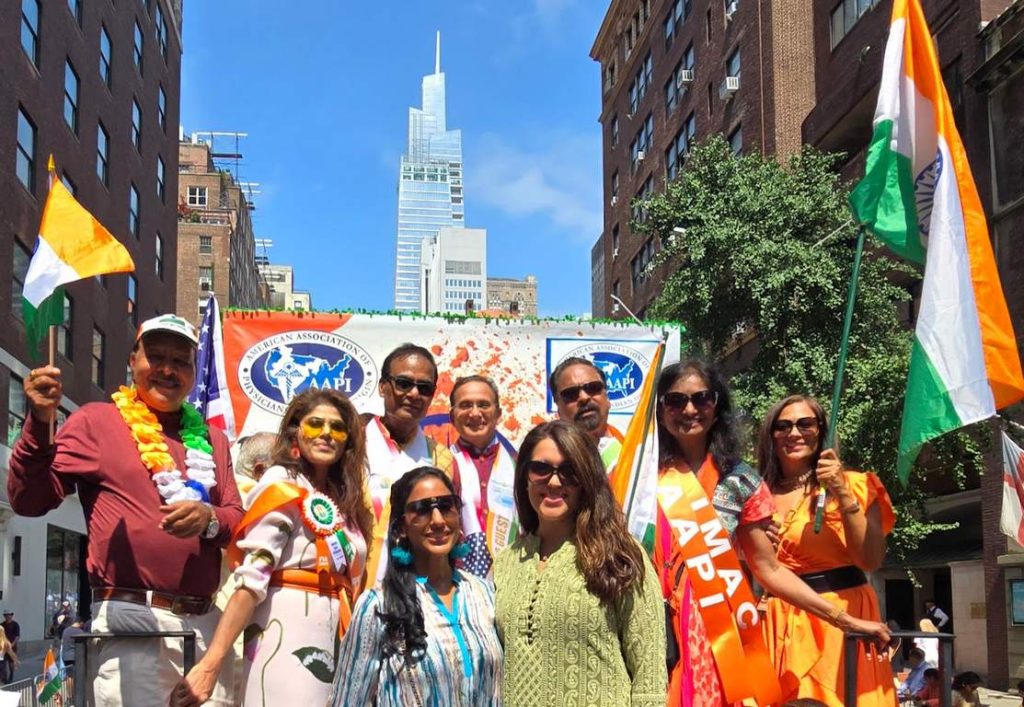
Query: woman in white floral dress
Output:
[[171, 389, 374, 707]]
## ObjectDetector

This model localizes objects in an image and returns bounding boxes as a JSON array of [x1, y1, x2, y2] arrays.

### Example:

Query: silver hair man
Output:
[[235, 432, 277, 481]]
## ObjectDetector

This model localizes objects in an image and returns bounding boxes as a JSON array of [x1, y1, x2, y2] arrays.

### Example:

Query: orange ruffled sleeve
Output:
[[847, 471, 896, 535]]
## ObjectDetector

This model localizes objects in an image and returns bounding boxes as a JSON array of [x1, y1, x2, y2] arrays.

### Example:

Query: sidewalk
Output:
[[6, 639, 51, 684], [982, 686, 1023, 706]]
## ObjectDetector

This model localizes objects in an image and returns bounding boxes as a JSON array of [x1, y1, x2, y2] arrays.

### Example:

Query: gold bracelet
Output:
[[825, 603, 843, 625], [841, 499, 862, 516]]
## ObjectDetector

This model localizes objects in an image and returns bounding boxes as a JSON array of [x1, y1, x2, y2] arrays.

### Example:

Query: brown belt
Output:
[[93, 587, 213, 616]]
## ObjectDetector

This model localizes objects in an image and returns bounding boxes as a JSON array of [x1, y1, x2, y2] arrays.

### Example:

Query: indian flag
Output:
[[609, 340, 665, 553], [850, 0, 1024, 482], [36, 647, 61, 703], [22, 157, 135, 360]]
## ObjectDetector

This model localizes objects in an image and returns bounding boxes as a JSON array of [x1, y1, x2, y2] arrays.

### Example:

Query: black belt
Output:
[[798, 565, 867, 593]]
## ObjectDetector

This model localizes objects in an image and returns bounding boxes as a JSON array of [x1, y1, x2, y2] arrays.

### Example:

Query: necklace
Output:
[[774, 469, 814, 492], [112, 386, 216, 504]]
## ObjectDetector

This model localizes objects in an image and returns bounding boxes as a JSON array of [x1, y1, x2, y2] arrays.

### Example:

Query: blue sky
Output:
[[180, 1, 609, 317]]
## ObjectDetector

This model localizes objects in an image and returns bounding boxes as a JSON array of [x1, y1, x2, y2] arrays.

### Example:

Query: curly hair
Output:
[[755, 394, 828, 490], [656, 359, 742, 474], [269, 389, 373, 544], [514, 420, 646, 604], [377, 466, 460, 664]]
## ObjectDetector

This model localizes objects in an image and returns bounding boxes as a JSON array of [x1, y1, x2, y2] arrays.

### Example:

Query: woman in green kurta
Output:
[[494, 420, 666, 707]]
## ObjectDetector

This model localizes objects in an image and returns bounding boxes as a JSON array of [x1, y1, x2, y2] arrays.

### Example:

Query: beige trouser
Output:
[[87, 599, 233, 707]]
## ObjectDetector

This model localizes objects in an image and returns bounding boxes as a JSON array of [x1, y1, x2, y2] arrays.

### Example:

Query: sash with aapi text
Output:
[[655, 463, 781, 706]]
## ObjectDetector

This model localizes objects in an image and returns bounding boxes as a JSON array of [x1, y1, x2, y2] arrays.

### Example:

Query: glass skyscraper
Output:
[[394, 33, 465, 311]]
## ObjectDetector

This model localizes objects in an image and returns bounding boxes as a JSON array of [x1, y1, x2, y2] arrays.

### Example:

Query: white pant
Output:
[[88, 599, 233, 707]]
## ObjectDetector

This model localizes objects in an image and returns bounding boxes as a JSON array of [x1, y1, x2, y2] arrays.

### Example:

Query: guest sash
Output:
[[452, 441, 518, 557], [655, 465, 780, 705]]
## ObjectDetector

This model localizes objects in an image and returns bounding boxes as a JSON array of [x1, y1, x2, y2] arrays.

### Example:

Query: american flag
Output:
[[187, 296, 236, 441]]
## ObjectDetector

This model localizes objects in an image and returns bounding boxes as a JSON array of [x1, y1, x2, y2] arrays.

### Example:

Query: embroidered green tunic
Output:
[[494, 535, 667, 707]]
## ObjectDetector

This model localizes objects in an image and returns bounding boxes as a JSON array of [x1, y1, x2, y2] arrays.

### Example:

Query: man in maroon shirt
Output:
[[448, 375, 517, 577], [8, 314, 243, 706]]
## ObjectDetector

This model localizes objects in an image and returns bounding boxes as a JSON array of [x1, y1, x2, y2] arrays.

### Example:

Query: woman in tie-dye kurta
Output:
[[331, 467, 502, 707]]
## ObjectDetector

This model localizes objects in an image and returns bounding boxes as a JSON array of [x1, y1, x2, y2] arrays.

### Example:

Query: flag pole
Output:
[[47, 325, 56, 444], [814, 225, 867, 533]]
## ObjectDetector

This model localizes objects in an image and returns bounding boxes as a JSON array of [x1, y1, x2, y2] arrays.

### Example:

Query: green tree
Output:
[[639, 136, 979, 557]]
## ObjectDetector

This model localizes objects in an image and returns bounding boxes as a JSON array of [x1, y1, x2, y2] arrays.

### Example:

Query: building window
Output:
[[129, 184, 140, 238], [612, 224, 620, 258], [664, 0, 691, 49], [726, 48, 741, 79], [100, 26, 112, 88], [61, 172, 77, 196], [629, 114, 654, 172], [11, 241, 31, 319], [199, 234, 212, 253], [133, 21, 144, 73], [632, 175, 654, 222], [199, 266, 214, 292], [56, 294, 73, 360], [728, 124, 743, 153], [666, 112, 697, 181], [724, 0, 738, 21], [127, 275, 138, 326], [92, 327, 105, 387], [631, 239, 657, 290], [665, 48, 694, 117], [44, 526, 84, 632], [131, 99, 142, 151], [611, 171, 619, 201], [188, 186, 208, 207], [68, 0, 82, 25], [17, 107, 36, 192], [155, 232, 164, 279], [21, 0, 40, 68], [97, 122, 110, 187], [156, 156, 165, 201], [155, 3, 168, 60], [628, 52, 653, 115], [64, 60, 80, 134], [158, 85, 167, 132], [8, 374, 27, 447], [610, 115, 619, 148], [830, 0, 878, 50], [706, 7, 713, 42], [603, 61, 617, 94]]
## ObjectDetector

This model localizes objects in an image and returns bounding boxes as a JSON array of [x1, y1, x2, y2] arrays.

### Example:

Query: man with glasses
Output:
[[364, 344, 455, 578], [549, 357, 624, 471], [448, 375, 517, 577]]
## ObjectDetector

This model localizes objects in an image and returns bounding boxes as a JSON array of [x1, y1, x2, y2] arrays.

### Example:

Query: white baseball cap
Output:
[[135, 314, 199, 347]]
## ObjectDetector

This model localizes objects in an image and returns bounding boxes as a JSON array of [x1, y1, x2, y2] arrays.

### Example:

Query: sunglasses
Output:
[[557, 380, 606, 404], [404, 494, 462, 522], [526, 460, 580, 487], [772, 417, 820, 435], [301, 417, 349, 442], [660, 390, 718, 411], [386, 375, 436, 397]]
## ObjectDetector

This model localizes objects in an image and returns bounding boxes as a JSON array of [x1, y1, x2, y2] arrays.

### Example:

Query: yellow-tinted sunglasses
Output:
[[301, 417, 349, 443]]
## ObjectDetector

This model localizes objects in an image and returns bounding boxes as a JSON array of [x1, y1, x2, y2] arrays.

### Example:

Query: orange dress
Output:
[[762, 471, 897, 706]]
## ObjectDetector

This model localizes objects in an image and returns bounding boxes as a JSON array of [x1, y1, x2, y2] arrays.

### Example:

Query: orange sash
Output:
[[656, 464, 781, 706], [269, 569, 354, 637]]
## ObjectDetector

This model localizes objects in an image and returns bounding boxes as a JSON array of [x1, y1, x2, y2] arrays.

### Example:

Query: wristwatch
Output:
[[202, 503, 220, 539]]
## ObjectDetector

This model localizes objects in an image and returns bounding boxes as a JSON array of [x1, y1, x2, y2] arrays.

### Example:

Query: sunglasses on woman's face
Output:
[[404, 494, 462, 523], [771, 417, 819, 435], [386, 374, 436, 397], [525, 460, 580, 487], [660, 390, 718, 411], [301, 417, 349, 442]]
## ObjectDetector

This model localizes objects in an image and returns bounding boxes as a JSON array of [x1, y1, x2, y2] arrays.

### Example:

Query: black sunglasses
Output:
[[772, 417, 820, 434], [526, 460, 580, 487], [404, 494, 462, 521], [660, 390, 718, 411], [557, 380, 606, 404], [386, 374, 436, 397]]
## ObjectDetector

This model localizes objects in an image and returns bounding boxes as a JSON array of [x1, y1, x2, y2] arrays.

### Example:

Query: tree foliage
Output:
[[638, 136, 982, 558]]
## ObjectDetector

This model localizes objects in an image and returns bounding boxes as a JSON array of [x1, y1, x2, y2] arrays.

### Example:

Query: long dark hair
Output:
[[656, 359, 742, 474], [378, 466, 460, 664], [755, 394, 828, 490], [514, 420, 645, 604], [270, 389, 373, 544]]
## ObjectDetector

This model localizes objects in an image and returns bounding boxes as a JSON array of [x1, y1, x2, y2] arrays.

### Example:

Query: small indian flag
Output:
[[850, 0, 1024, 482], [36, 647, 61, 703], [22, 156, 135, 360]]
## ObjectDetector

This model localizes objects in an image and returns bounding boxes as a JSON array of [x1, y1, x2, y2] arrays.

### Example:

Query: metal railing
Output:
[[1, 674, 74, 706], [71, 630, 196, 707], [844, 630, 955, 707]]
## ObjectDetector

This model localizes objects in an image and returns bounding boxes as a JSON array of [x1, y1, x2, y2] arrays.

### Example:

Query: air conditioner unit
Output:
[[676, 69, 694, 87], [725, 0, 738, 21], [719, 75, 740, 100], [637, 150, 646, 162], [611, 195, 618, 207], [612, 247, 620, 258]]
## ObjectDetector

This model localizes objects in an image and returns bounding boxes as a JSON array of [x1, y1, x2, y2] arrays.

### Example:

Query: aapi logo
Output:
[[560, 342, 652, 412], [238, 330, 378, 414]]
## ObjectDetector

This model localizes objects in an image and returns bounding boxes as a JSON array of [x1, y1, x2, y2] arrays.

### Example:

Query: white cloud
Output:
[[471, 131, 602, 242]]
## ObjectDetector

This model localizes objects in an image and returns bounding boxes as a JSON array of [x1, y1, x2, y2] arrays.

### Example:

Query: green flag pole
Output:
[[814, 225, 867, 533]]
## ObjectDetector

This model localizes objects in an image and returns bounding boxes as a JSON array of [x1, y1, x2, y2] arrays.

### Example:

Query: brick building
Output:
[[590, 0, 816, 318], [487, 275, 538, 317], [801, 0, 1024, 687], [0, 0, 182, 637], [176, 138, 267, 325]]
